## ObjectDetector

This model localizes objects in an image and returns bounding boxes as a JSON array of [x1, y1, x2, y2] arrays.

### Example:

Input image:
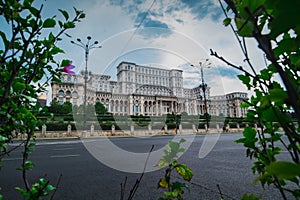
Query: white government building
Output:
[[51, 61, 248, 117]]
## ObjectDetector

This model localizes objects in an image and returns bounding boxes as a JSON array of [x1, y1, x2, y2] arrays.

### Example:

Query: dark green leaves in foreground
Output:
[[220, 0, 300, 199], [16, 178, 56, 200]]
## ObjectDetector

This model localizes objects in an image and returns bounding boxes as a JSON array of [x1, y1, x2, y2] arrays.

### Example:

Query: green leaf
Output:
[[260, 95, 270, 108], [13, 82, 26, 93], [29, 6, 39, 17], [79, 13, 86, 19], [61, 59, 70, 67], [236, 127, 258, 148], [240, 101, 250, 108], [51, 46, 64, 54], [24, 160, 35, 170], [243, 126, 256, 139], [223, 18, 231, 26], [158, 178, 169, 188], [157, 159, 168, 168], [171, 181, 189, 191], [164, 191, 179, 198], [266, 161, 300, 180], [269, 88, 288, 105], [235, 17, 254, 37], [45, 185, 56, 191], [238, 74, 251, 89], [0, 135, 8, 142], [63, 22, 75, 29], [241, 193, 262, 200], [43, 18, 56, 28], [58, 9, 69, 20], [175, 164, 193, 181]]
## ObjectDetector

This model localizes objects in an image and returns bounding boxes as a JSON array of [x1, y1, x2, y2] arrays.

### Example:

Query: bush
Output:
[[63, 115, 74, 121], [228, 122, 237, 128]]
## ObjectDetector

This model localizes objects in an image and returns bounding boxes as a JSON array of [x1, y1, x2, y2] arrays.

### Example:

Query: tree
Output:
[[48, 98, 61, 115], [61, 101, 73, 115], [95, 102, 108, 115], [211, 0, 300, 199], [0, 0, 85, 198]]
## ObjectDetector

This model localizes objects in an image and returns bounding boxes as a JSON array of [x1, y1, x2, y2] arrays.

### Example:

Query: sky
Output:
[[34, 0, 266, 98]]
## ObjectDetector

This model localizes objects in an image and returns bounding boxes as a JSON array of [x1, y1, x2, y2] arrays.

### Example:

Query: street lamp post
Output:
[[191, 59, 211, 131], [71, 36, 102, 131]]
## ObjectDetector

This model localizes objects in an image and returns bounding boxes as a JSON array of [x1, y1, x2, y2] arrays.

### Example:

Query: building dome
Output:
[[38, 93, 47, 100], [37, 93, 47, 107]]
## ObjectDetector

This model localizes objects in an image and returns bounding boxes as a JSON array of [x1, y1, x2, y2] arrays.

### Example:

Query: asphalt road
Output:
[[0, 133, 289, 200]]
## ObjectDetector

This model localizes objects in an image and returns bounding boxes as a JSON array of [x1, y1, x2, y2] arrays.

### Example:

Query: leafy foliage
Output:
[[212, 0, 300, 199], [16, 178, 56, 200], [157, 139, 193, 200], [0, 0, 84, 198]]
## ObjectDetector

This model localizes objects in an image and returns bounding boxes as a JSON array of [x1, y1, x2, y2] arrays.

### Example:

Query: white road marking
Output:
[[50, 154, 80, 158], [52, 148, 74, 151], [2, 157, 23, 161]]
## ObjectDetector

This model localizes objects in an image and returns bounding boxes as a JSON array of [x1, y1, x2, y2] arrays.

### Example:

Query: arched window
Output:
[[61, 77, 64, 82], [66, 91, 71, 97], [58, 90, 64, 96], [67, 77, 71, 82], [73, 91, 78, 98]]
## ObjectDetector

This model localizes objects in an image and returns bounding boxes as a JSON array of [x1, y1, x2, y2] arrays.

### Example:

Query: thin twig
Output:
[[22, 133, 31, 191], [127, 145, 154, 200], [50, 174, 63, 200], [190, 180, 236, 200], [120, 176, 128, 200], [0, 140, 25, 158], [210, 49, 254, 78], [217, 184, 224, 199]]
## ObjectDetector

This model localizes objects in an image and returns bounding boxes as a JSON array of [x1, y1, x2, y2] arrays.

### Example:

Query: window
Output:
[[73, 91, 78, 98], [58, 97, 63, 105], [67, 77, 71, 82], [59, 90, 64, 96]]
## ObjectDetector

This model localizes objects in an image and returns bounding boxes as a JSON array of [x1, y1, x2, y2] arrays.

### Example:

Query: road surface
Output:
[[0, 133, 288, 199]]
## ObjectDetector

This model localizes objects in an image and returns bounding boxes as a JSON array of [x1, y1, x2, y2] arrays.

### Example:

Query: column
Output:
[[185, 101, 188, 114], [156, 101, 159, 116], [160, 100, 163, 115], [129, 95, 133, 115], [108, 102, 111, 114], [193, 100, 197, 115], [140, 97, 144, 115]]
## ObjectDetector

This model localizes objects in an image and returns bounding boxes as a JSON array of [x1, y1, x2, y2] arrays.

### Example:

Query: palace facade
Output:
[[51, 61, 248, 117]]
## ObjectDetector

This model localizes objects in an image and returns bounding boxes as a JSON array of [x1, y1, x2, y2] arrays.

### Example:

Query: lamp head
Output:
[[77, 38, 81, 42], [87, 36, 91, 40]]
